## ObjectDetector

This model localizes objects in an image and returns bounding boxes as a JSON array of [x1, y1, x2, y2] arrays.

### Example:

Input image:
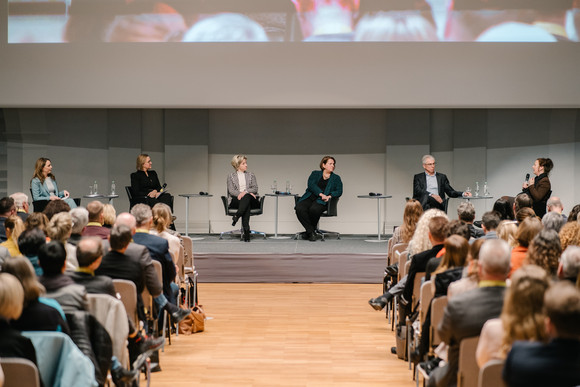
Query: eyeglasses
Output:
[[424, 162, 436, 166]]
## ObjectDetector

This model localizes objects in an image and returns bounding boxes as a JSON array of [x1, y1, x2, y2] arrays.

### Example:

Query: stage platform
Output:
[[189, 234, 390, 284]]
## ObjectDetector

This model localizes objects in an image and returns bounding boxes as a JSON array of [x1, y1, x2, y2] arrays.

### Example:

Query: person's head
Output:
[[447, 219, 471, 241], [428, 216, 449, 244], [136, 154, 151, 172], [320, 156, 336, 174], [481, 211, 501, 233], [533, 158, 554, 176], [37, 241, 67, 276], [466, 238, 485, 279], [231, 155, 248, 172], [86, 200, 104, 224], [18, 227, 46, 257], [526, 229, 562, 276], [516, 217, 543, 248], [478, 239, 511, 280], [547, 196, 564, 214], [541, 211, 566, 233], [106, 13, 187, 42], [493, 197, 514, 221], [516, 207, 537, 224], [558, 246, 580, 281], [70, 207, 89, 235], [354, 12, 437, 41], [24, 212, 49, 232], [567, 204, 580, 222], [500, 264, 550, 353], [0, 197, 16, 217], [514, 193, 533, 213], [4, 215, 25, 242], [559, 222, 580, 252], [115, 212, 137, 233], [457, 202, 476, 223], [109, 224, 132, 252], [1, 256, 45, 306], [0, 273, 25, 320], [434, 235, 469, 275], [130, 204, 153, 228], [400, 199, 423, 243], [10, 192, 29, 214], [102, 204, 116, 228], [43, 200, 71, 221], [409, 209, 448, 255], [497, 220, 519, 247], [543, 281, 580, 340], [76, 236, 103, 268], [182, 13, 268, 42], [421, 154, 436, 175], [152, 203, 172, 234], [291, 0, 360, 40], [32, 157, 54, 182], [46, 211, 73, 244]]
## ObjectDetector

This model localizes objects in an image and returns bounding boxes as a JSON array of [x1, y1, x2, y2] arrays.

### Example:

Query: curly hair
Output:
[[408, 208, 447, 256], [559, 222, 580, 252], [46, 212, 73, 244], [500, 265, 550, 358], [400, 199, 423, 243], [526, 229, 562, 276]]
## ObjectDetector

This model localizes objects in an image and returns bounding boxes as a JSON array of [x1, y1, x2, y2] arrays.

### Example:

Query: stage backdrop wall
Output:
[[2, 108, 579, 235]]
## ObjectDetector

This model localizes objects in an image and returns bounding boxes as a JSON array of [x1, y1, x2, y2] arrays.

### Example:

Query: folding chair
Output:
[[478, 359, 506, 387], [0, 358, 41, 387], [457, 336, 480, 387]]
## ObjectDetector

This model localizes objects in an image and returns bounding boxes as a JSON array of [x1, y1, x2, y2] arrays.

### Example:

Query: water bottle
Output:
[[285, 180, 290, 194], [474, 181, 479, 197], [93, 180, 98, 195], [111, 180, 116, 195], [271, 179, 277, 193], [484, 181, 489, 196]]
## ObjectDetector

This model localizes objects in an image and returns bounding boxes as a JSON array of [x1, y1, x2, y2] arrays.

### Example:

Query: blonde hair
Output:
[[152, 203, 172, 233], [102, 204, 116, 227], [497, 220, 518, 248], [0, 272, 25, 320], [408, 209, 447, 256], [136, 154, 149, 171], [400, 199, 423, 243], [231, 154, 247, 170], [559, 222, 580, 252], [46, 211, 73, 243], [4, 215, 25, 246], [500, 265, 550, 357]]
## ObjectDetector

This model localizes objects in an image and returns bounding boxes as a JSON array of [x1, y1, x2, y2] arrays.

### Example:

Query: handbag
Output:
[[178, 305, 206, 335]]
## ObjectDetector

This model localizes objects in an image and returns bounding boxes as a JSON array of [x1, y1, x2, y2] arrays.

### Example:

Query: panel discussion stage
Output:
[[191, 235, 389, 283]]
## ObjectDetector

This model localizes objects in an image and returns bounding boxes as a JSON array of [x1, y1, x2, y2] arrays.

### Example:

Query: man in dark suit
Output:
[[427, 238, 510, 387], [413, 155, 470, 211], [503, 281, 580, 387]]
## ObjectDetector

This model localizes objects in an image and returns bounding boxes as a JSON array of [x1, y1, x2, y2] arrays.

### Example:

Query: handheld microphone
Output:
[[160, 183, 167, 192], [525, 173, 530, 182]]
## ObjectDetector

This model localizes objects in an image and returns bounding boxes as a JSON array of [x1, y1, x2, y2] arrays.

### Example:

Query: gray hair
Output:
[[9, 192, 28, 209], [70, 207, 89, 234], [130, 204, 152, 226], [182, 13, 268, 42], [560, 246, 580, 280], [479, 239, 511, 277], [547, 196, 563, 209], [542, 211, 566, 233], [457, 202, 476, 223], [422, 155, 435, 165]]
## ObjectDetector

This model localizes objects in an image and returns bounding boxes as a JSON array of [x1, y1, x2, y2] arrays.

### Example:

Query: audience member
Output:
[[424, 220, 470, 280], [17, 227, 46, 276], [354, 12, 437, 41], [1, 216, 25, 257], [542, 211, 566, 233], [480, 211, 500, 239], [2, 256, 69, 334], [151, 203, 180, 264], [514, 193, 533, 216], [493, 197, 514, 221], [510, 217, 542, 277], [106, 13, 187, 42], [37, 241, 88, 313], [183, 13, 268, 42], [82, 201, 110, 239], [559, 222, 580, 251], [102, 204, 116, 229], [447, 238, 484, 298], [568, 203, 580, 222], [0, 197, 16, 242], [497, 220, 518, 247], [558, 246, 580, 284], [24, 212, 49, 233], [10, 192, 30, 222], [515, 207, 537, 223], [291, 0, 360, 41], [457, 202, 484, 239], [427, 239, 510, 387], [69, 206, 89, 246], [388, 199, 423, 263], [526, 229, 562, 277], [43, 200, 72, 221], [547, 196, 567, 220], [503, 281, 580, 387], [476, 265, 550, 368], [45, 211, 78, 270]]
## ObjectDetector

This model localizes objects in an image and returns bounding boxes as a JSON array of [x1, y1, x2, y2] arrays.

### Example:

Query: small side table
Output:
[[83, 194, 119, 206], [357, 195, 392, 242], [464, 195, 493, 202], [178, 193, 213, 238], [265, 193, 297, 239]]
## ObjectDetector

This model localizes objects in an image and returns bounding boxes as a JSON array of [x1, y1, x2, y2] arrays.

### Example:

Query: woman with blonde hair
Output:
[[151, 203, 181, 264], [526, 229, 562, 276], [45, 211, 78, 269], [1, 215, 25, 256], [131, 153, 173, 210], [497, 220, 518, 248], [388, 199, 423, 261], [228, 154, 261, 242], [559, 222, 580, 252], [476, 265, 550, 367], [408, 208, 448, 256], [102, 204, 116, 228]]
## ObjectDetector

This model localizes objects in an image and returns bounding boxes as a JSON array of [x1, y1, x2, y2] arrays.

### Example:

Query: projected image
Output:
[[7, 0, 580, 43]]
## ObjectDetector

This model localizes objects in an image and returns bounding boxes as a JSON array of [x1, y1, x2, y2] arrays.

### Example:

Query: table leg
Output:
[[377, 198, 381, 241], [184, 197, 190, 236], [274, 196, 279, 237]]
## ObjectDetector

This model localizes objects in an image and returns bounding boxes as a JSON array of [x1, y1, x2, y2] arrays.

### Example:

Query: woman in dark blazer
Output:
[[227, 155, 259, 242], [131, 154, 173, 210], [296, 156, 343, 241], [522, 157, 553, 218], [30, 157, 77, 208]]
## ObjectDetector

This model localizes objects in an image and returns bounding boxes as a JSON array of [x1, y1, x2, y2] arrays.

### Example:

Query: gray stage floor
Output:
[[188, 234, 391, 284]]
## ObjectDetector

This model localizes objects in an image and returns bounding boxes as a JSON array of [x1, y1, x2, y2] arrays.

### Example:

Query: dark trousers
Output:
[[229, 195, 260, 230], [146, 192, 174, 212], [295, 195, 327, 235], [424, 196, 445, 211]]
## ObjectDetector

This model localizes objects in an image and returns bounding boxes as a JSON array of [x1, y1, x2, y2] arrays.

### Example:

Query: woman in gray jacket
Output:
[[227, 155, 259, 242]]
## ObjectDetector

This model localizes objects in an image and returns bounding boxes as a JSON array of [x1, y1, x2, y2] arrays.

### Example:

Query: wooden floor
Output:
[[149, 283, 416, 386]]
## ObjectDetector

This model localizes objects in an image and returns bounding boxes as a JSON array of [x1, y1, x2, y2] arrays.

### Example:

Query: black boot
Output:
[[243, 228, 251, 242], [232, 215, 240, 226]]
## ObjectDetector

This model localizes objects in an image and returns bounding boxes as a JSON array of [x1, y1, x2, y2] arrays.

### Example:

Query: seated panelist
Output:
[[30, 157, 77, 208], [295, 156, 343, 241], [227, 155, 259, 242], [131, 154, 173, 210]]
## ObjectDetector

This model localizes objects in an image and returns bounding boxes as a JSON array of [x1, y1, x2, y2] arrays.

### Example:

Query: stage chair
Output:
[[478, 359, 506, 387], [457, 336, 480, 387], [29, 188, 80, 212], [219, 196, 266, 240], [125, 186, 148, 210], [293, 196, 340, 241], [0, 358, 41, 387]]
